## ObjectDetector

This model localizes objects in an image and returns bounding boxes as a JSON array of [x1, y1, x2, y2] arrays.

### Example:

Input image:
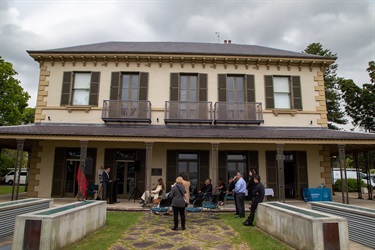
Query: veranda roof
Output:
[[0, 124, 374, 155]]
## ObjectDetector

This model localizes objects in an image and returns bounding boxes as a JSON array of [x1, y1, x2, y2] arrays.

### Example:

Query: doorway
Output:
[[284, 162, 296, 198], [115, 161, 136, 198], [65, 160, 80, 197]]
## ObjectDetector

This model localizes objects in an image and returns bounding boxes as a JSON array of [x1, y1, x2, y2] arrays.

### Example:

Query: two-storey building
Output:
[[1, 41, 375, 201]]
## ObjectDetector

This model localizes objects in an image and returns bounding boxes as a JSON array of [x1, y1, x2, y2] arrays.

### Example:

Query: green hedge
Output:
[[334, 178, 365, 192]]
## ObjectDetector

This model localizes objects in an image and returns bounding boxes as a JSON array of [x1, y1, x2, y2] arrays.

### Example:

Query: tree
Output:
[[21, 107, 35, 124], [0, 57, 30, 126], [339, 61, 375, 133], [303, 43, 347, 130]]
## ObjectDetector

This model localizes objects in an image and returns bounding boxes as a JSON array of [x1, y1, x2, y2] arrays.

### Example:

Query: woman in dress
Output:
[[139, 178, 165, 207]]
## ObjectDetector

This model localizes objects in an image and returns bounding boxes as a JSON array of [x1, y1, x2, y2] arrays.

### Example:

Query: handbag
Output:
[[176, 185, 188, 207]]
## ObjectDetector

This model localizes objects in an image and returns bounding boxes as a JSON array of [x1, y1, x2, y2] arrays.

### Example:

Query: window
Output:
[[180, 75, 198, 102], [121, 74, 139, 101], [170, 73, 207, 102], [227, 76, 245, 102], [60, 71, 100, 106], [178, 153, 198, 191], [72, 73, 91, 105], [273, 77, 291, 109], [168, 73, 208, 120], [218, 74, 255, 102], [227, 153, 247, 180], [264, 75, 302, 110], [110, 72, 148, 101]]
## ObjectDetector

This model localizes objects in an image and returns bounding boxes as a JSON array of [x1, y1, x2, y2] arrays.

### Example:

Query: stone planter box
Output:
[[308, 201, 375, 249], [257, 202, 349, 250], [0, 198, 53, 241], [12, 200, 106, 250]]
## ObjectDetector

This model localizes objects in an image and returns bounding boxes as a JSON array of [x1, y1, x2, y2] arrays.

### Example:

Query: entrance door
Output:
[[284, 162, 296, 198], [178, 161, 198, 192], [65, 160, 79, 197], [115, 161, 136, 198]]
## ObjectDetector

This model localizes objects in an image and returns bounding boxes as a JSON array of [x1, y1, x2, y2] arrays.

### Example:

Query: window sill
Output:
[[65, 106, 92, 113], [272, 109, 298, 117]]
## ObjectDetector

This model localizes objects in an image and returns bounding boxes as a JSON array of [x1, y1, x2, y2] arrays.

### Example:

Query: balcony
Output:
[[214, 102, 264, 124], [164, 101, 213, 124], [102, 100, 151, 123]]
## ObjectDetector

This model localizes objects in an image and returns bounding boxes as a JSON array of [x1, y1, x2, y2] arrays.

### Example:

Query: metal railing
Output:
[[164, 101, 213, 124], [214, 102, 264, 124], [102, 100, 151, 123]]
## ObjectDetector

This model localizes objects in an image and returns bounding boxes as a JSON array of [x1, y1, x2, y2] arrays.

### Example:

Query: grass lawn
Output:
[[220, 214, 291, 250], [0, 185, 25, 195], [68, 212, 142, 250]]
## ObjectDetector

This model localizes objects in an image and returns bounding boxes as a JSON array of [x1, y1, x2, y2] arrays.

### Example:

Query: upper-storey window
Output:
[[218, 74, 255, 102], [170, 73, 207, 102], [264, 75, 302, 110], [110, 72, 148, 101], [60, 72, 100, 106]]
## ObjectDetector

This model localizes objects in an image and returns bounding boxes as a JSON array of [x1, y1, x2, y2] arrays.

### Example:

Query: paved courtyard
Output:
[[110, 213, 249, 250]]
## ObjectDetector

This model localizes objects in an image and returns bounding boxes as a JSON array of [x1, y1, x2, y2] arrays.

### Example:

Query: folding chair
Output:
[[202, 195, 219, 218], [87, 184, 99, 200], [186, 198, 204, 221], [148, 199, 171, 222], [224, 193, 235, 205]]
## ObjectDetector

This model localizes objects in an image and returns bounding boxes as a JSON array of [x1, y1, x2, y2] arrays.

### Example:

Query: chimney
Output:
[[228, 40, 232, 44], [224, 40, 227, 44]]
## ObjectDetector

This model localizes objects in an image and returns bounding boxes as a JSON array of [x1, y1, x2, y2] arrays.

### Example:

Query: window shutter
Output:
[[89, 72, 100, 106], [198, 74, 208, 101], [60, 72, 72, 106], [218, 74, 227, 102], [246, 75, 255, 102], [218, 151, 227, 181], [52, 148, 66, 196], [166, 150, 177, 192], [247, 151, 259, 174], [199, 151, 210, 189], [291, 76, 302, 110], [170, 73, 179, 101], [264, 75, 274, 109], [110, 72, 121, 100], [139, 72, 149, 100]]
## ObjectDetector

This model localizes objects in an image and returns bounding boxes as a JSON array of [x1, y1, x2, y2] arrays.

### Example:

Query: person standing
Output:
[[101, 167, 111, 201], [246, 169, 256, 201], [181, 174, 191, 205], [234, 172, 246, 218], [243, 175, 265, 226], [169, 176, 186, 230]]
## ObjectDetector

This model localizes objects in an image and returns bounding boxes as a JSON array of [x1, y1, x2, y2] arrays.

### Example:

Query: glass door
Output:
[[116, 161, 136, 198], [65, 160, 79, 197]]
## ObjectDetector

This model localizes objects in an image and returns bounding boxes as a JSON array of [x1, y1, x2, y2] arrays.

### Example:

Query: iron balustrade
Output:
[[214, 102, 264, 124], [164, 101, 213, 124], [102, 100, 151, 123]]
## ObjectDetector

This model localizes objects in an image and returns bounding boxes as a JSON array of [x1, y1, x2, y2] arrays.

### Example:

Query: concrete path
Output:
[[110, 212, 249, 250]]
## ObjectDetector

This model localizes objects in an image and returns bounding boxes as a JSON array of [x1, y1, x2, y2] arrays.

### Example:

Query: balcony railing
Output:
[[214, 102, 264, 124], [102, 100, 151, 123], [164, 101, 213, 124]]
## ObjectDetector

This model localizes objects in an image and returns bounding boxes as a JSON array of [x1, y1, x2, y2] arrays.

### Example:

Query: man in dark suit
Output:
[[243, 175, 265, 226], [102, 167, 111, 201]]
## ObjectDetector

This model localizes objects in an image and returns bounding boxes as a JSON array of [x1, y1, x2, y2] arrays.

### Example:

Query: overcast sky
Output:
[[1, 0, 374, 116]]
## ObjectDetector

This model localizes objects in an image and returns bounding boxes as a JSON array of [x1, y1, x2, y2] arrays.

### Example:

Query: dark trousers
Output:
[[236, 193, 245, 217], [234, 193, 238, 214], [173, 206, 186, 229], [102, 182, 108, 200], [247, 202, 259, 225]]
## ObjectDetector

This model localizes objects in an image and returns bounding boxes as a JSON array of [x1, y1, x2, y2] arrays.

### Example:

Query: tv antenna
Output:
[[215, 32, 220, 43]]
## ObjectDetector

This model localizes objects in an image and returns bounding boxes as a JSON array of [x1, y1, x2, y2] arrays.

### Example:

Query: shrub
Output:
[[334, 178, 365, 192]]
